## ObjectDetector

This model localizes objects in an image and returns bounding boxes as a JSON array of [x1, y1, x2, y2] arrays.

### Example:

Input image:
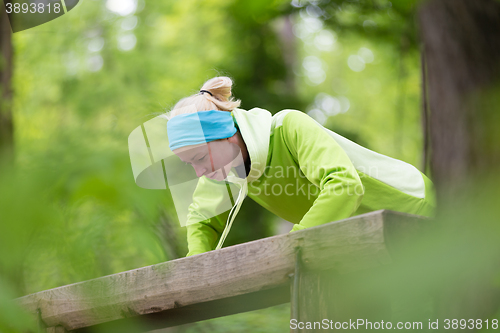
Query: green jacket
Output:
[[185, 107, 435, 256]]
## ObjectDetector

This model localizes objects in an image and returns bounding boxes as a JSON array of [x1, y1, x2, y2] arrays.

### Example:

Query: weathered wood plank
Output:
[[17, 210, 428, 332], [74, 285, 290, 333]]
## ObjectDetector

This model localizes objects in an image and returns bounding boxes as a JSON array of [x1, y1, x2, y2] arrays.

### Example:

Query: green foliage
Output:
[[177, 303, 291, 333], [0, 279, 37, 333]]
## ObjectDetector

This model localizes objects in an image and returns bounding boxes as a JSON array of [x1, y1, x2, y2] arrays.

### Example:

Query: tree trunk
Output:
[[419, 0, 500, 203], [275, 14, 297, 95], [0, 2, 13, 164]]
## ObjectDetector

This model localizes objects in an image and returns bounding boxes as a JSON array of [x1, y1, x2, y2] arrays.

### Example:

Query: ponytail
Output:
[[165, 76, 241, 120]]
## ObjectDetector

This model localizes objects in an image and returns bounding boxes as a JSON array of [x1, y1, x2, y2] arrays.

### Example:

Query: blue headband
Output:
[[167, 110, 237, 151]]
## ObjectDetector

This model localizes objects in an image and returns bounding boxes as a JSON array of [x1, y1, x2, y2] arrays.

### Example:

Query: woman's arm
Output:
[[186, 211, 230, 256], [281, 111, 364, 232], [185, 177, 233, 256]]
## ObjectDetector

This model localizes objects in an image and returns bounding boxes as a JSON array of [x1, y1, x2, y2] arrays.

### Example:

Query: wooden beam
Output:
[[74, 285, 290, 333], [16, 210, 428, 332]]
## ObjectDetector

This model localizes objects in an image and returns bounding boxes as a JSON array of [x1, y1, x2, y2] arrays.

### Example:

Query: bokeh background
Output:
[[1, 0, 499, 332]]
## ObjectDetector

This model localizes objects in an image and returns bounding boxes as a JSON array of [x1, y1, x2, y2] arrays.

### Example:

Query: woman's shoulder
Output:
[[272, 109, 315, 130], [234, 107, 315, 133]]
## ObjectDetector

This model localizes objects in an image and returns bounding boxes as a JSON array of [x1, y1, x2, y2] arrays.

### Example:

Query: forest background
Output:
[[1, 0, 499, 332]]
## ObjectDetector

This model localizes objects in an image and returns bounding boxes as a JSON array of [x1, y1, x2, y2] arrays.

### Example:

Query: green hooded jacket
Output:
[[185, 107, 435, 256]]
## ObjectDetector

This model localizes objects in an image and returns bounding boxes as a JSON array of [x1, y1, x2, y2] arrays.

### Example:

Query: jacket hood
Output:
[[231, 107, 273, 183], [212, 107, 272, 250]]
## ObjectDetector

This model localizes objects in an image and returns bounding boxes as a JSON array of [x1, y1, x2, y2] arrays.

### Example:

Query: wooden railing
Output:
[[17, 210, 429, 332]]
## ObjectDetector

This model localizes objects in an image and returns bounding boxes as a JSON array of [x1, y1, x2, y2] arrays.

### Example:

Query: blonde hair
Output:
[[165, 76, 241, 120]]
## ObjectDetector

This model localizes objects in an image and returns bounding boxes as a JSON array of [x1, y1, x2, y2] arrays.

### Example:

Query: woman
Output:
[[163, 76, 435, 257]]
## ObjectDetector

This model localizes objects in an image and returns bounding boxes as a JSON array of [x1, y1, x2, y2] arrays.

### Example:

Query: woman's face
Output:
[[173, 139, 241, 181]]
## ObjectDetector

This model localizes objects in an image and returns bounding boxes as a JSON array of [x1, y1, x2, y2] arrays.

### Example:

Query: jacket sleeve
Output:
[[186, 211, 229, 256], [281, 111, 365, 232], [185, 177, 233, 256]]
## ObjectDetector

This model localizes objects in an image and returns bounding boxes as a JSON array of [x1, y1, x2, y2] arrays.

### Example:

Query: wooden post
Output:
[[293, 267, 394, 332], [290, 211, 432, 332], [290, 247, 301, 333]]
